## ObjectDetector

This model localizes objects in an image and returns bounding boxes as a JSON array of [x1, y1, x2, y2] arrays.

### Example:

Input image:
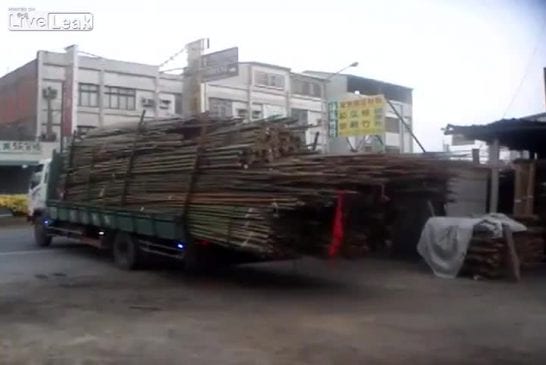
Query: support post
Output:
[[61, 45, 79, 151], [182, 39, 207, 117], [471, 148, 480, 164], [98, 58, 105, 127], [488, 138, 500, 213]]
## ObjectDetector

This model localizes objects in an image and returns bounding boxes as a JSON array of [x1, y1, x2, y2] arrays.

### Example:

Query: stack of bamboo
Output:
[[461, 226, 506, 278], [59, 116, 462, 257], [513, 217, 545, 268]]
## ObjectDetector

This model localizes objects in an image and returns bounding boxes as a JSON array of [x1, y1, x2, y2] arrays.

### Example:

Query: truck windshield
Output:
[[29, 164, 43, 190]]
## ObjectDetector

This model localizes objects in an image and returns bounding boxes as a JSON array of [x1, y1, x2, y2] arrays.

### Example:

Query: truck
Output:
[[28, 116, 385, 269], [28, 153, 266, 271]]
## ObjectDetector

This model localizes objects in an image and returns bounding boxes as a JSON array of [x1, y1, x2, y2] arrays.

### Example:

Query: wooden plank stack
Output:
[[513, 216, 545, 268], [461, 218, 545, 279], [461, 226, 506, 279], [58, 116, 466, 258]]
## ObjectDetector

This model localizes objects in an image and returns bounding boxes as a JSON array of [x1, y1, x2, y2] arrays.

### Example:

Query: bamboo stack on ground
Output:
[[461, 226, 506, 278], [512, 216, 545, 268]]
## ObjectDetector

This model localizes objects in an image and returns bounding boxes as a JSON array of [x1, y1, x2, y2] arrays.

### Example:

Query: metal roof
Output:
[[302, 71, 413, 90], [444, 118, 546, 155]]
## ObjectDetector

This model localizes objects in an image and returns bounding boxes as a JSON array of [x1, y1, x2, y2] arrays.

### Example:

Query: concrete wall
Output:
[[0, 59, 38, 140], [385, 100, 413, 152]]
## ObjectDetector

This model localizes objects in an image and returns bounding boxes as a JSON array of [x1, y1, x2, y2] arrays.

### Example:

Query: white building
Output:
[[204, 62, 326, 149], [305, 71, 413, 153], [38, 46, 182, 137]]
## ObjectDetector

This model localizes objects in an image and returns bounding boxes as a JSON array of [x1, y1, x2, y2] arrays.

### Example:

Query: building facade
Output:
[[305, 71, 413, 154], [38, 46, 182, 138], [204, 62, 326, 149], [0, 45, 413, 193]]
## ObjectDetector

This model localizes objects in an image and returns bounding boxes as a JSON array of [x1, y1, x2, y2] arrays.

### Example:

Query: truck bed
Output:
[[47, 200, 185, 241]]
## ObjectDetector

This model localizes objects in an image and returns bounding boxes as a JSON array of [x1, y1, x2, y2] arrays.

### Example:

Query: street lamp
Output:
[[325, 61, 359, 81]]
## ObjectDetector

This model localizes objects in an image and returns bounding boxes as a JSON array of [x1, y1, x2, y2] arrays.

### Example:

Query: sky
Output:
[[1, 0, 545, 150]]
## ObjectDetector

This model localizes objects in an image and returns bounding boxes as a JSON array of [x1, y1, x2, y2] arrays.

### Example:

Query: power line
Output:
[[79, 47, 186, 71], [158, 46, 187, 69], [79, 43, 190, 69], [502, 15, 546, 118]]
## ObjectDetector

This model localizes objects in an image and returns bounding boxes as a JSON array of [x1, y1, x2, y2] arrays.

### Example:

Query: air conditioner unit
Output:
[[141, 98, 155, 107], [159, 99, 171, 110]]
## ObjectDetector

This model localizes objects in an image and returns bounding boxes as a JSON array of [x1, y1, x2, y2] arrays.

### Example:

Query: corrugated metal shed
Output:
[[445, 118, 546, 157]]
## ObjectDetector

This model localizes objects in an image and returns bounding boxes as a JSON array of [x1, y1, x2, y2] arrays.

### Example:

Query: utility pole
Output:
[[42, 87, 57, 141], [61, 44, 79, 151], [182, 39, 208, 117]]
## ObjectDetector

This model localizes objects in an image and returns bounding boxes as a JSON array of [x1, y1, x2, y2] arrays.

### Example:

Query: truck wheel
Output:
[[34, 217, 52, 247], [113, 232, 141, 270]]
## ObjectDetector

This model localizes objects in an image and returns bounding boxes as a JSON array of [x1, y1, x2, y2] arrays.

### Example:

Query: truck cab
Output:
[[28, 159, 51, 220]]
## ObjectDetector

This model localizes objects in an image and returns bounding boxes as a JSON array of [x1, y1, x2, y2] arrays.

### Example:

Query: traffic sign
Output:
[[201, 47, 239, 82]]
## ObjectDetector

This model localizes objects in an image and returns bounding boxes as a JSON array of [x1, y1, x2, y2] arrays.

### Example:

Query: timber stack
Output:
[[461, 226, 506, 278], [513, 216, 545, 268], [58, 115, 466, 258], [461, 217, 544, 279]]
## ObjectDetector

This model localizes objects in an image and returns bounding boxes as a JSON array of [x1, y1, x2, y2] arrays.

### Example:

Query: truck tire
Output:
[[113, 232, 141, 270], [34, 217, 52, 247]]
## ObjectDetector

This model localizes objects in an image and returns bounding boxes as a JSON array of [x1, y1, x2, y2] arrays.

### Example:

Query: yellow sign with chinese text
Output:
[[337, 95, 385, 137]]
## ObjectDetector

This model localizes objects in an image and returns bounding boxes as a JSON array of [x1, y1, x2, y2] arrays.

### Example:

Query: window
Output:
[[252, 110, 262, 120], [291, 108, 308, 124], [78, 83, 99, 107], [292, 79, 322, 97], [254, 71, 285, 89], [159, 99, 171, 110], [104, 86, 136, 110], [209, 98, 233, 117], [174, 94, 182, 115], [29, 164, 43, 189], [385, 117, 400, 133], [237, 109, 248, 119]]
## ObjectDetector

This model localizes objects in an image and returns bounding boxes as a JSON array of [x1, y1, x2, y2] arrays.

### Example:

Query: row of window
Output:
[[209, 98, 310, 122], [78, 83, 136, 110], [291, 79, 322, 98], [208, 98, 266, 120], [79, 74, 321, 111], [254, 71, 323, 98]]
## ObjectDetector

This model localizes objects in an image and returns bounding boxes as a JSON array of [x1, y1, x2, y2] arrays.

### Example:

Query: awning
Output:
[[444, 118, 546, 155]]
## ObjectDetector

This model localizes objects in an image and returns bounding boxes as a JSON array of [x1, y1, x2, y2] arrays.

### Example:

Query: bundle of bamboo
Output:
[[513, 216, 545, 268], [461, 227, 506, 278], [59, 116, 462, 257]]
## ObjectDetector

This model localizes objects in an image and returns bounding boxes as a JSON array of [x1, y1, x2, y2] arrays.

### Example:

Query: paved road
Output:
[[0, 222, 36, 252], [2, 225, 546, 364]]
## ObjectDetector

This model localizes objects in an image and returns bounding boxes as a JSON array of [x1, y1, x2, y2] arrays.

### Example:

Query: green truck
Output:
[[29, 151, 272, 270]]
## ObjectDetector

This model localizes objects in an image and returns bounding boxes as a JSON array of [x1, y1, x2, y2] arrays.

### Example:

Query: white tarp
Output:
[[417, 214, 527, 278]]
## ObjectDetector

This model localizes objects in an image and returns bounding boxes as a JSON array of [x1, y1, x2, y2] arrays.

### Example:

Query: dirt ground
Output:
[[1, 225, 546, 364]]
